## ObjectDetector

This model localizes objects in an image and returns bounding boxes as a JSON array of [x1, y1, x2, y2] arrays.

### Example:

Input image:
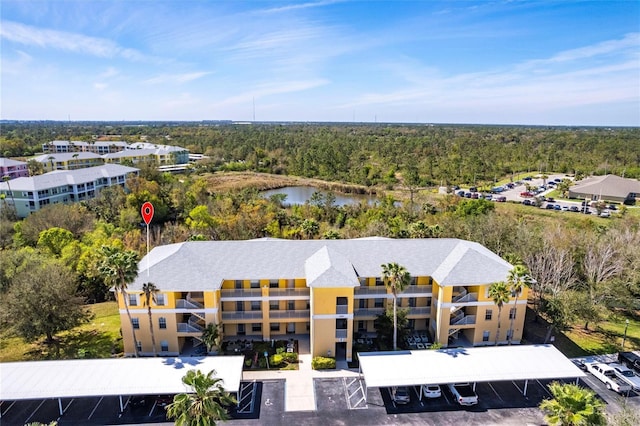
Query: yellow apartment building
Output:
[[120, 238, 526, 360]]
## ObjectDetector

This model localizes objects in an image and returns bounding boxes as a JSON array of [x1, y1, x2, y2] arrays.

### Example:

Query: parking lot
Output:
[[3, 368, 638, 425]]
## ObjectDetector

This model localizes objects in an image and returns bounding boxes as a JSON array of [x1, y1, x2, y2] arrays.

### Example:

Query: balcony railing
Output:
[[177, 322, 204, 333], [268, 288, 310, 298], [221, 311, 264, 321], [354, 287, 388, 296], [401, 285, 433, 295], [407, 307, 431, 316], [335, 329, 348, 339], [354, 308, 385, 317], [450, 314, 476, 326], [220, 289, 263, 299], [269, 309, 310, 319], [176, 299, 204, 309]]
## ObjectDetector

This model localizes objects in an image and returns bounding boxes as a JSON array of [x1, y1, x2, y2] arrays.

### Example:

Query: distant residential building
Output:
[[0, 164, 139, 218], [33, 152, 105, 172], [42, 140, 130, 155], [0, 158, 29, 180], [569, 174, 640, 204], [105, 143, 189, 166], [42, 140, 189, 166]]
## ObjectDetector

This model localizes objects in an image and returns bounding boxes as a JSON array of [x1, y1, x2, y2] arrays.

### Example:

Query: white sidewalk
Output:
[[241, 352, 360, 411]]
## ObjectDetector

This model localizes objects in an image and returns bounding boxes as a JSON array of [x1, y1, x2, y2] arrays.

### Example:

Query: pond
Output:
[[261, 186, 377, 206]]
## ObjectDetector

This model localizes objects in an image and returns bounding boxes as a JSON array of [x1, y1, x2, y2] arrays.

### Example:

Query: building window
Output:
[[358, 320, 366, 332], [237, 324, 246, 335], [270, 323, 280, 332], [407, 319, 415, 330], [136, 341, 142, 352], [156, 294, 166, 306], [160, 340, 169, 352], [269, 280, 279, 288], [375, 277, 384, 286], [485, 309, 493, 320], [374, 299, 384, 308], [336, 319, 347, 329], [410, 277, 417, 286], [288, 301, 295, 311], [359, 299, 366, 309], [336, 297, 348, 305], [509, 308, 516, 320], [131, 318, 140, 329], [270, 301, 279, 311], [235, 280, 243, 289], [252, 323, 262, 332], [159, 317, 167, 329], [251, 301, 261, 311], [250, 280, 260, 288], [409, 297, 416, 307], [359, 277, 367, 286], [128, 294, 137, 306], [236, 301, 244, 311], [482, 331, 490, 342]]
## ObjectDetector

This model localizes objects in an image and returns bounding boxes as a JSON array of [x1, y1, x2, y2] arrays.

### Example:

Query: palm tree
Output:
[[488, 281, 510, 345], [142, 282, 159, 356], [381, 262, 411, 350], [201, 323, 222, 354], [506, 264, 533, 345], [99, 246, 140, 357], [539, 382, 606, 426], [166, 369, 237, 426]]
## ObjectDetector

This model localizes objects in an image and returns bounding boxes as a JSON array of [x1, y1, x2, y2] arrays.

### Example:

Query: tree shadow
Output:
[[25, 329, 120, 360]]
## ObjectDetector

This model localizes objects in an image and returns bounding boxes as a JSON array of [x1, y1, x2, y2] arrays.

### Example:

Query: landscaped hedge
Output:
[[312, 356, 336, 370]]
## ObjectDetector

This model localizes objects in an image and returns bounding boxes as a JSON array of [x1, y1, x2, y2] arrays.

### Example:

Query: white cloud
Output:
[[144, 71, 212, 85], [257, 0, 344, 14], [94, 83, 108, 91], [0, 20, 148, 61]]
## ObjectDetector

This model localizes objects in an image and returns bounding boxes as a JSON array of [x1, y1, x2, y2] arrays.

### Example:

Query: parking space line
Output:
[[512, 381, 524, 395], [62, 398, 75, 415], [536, 380, 553, 398], [1, 400, 16, 417], [487, 382, 504, 401], [88, 396, 103, 420], [23, 399, 46, 424], [148, 401, 158, 418]]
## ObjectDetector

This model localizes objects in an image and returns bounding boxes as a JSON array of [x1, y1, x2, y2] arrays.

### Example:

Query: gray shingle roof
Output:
[[569, 174, 640, 199], [0, 164, 139, 191], [132, 238, 512, 291]]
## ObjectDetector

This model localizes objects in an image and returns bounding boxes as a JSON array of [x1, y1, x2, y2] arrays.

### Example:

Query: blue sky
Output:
[[1, 1, 638, 125]]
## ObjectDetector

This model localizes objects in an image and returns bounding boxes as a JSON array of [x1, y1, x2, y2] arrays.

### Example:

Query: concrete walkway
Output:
[[241, 338, 359, 411]]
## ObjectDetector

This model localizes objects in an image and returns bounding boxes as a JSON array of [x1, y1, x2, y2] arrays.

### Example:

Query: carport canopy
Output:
[[358, 345, 585, 390], [0, 356, 245, 401]]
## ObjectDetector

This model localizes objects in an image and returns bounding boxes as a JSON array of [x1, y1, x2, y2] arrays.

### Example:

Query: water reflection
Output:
[[261, 186, 376, 206]]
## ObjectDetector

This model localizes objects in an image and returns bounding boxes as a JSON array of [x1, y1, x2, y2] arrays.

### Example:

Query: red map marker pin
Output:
[[141, 202, 154, 225]]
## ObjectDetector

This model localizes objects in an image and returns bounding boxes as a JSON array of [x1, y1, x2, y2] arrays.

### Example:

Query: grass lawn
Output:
[[524, 307, 640, 358], [0, 301, 122, 362]]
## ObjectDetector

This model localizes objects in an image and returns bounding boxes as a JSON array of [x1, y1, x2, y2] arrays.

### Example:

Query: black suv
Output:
[[618, 352, 640, 374]]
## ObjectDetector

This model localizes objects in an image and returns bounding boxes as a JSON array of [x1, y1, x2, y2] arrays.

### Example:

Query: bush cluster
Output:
[[312, 356, 336, 370]]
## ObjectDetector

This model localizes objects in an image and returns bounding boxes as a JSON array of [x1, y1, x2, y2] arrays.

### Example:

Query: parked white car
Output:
[[447, 383, 478, 405], [421, 384, 442, 398], [586, 362, 632, 394], [609, 363, 640, 392]]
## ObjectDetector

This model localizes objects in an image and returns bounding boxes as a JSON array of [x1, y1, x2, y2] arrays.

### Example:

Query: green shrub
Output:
[[282, 352, 298, 363], [258, 357, 267, 368], [270, 353, 284, 367], [312, 356, 336, 370]]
